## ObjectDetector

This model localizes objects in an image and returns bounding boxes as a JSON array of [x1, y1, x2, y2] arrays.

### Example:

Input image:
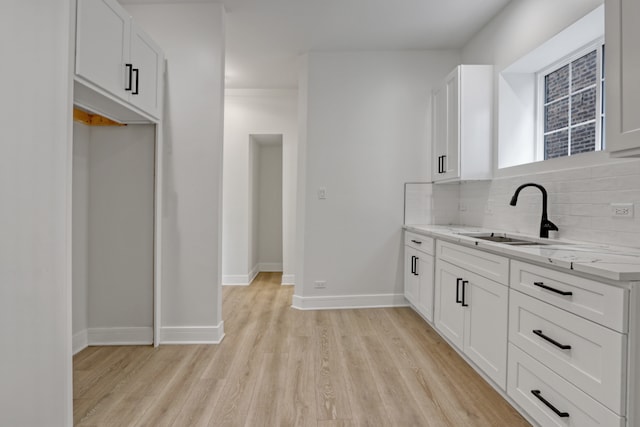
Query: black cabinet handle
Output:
[[411, 239, 422, 245], [456, 278, 462, 303], [461, 280, 468, 307], [531, 390, 569, 418], [411, 256, 418, 276], [533, 281, 573, 296], [125, 63, 133, 91], [132, 68, 139, 95], [532, 330, 571, 350], [442, 155, 446, 173]]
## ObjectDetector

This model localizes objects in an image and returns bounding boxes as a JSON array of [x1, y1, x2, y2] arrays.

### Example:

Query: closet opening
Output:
[[72, 110, 156, 354]]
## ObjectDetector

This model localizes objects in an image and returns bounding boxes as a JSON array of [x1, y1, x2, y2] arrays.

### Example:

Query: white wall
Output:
[[125, 4, 226, 343], [88, 126, 155, 336], [0, 0, 74, 425], [223, 90, 298, 285], [257, 143, 283, 269], [294, 50, 460, 308], [454, 0, 640, 248], [462, 0, 603, 69], [73, 122, 90, 351]]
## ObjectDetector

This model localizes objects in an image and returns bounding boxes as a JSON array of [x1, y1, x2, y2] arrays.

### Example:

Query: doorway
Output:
[[248, 134, 283, 283]]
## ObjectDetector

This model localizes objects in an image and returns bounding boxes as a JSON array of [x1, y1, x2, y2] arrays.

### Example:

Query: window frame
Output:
[[535, 38, 605, 161]]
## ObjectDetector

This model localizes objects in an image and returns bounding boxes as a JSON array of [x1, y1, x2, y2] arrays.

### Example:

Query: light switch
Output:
[[318, 187, 327, 199]]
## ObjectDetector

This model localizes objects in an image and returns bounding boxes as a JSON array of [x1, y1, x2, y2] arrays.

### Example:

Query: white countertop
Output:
[[404, 224, 640, 282]]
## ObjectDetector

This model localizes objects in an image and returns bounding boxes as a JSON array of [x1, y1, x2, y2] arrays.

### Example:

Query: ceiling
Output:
[[120, 0, 512, 89]]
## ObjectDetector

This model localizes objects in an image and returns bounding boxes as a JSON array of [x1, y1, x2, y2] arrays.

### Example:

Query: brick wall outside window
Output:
[[543, 48, 601, 159]]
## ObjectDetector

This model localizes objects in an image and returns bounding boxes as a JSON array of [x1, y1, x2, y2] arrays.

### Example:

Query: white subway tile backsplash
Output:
[[454, 159, 640, 248]]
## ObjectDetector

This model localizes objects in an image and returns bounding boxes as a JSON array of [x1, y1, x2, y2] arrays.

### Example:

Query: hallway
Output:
[[73, 272, 529, 426]]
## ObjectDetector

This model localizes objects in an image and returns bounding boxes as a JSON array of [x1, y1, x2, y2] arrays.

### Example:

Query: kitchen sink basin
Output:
[[459, 232, 566, 246]]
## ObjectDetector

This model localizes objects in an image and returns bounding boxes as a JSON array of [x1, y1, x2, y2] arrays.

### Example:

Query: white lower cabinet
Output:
[[434, 257, 508, 389], [507, 261, 630, 427], [404, 232, 435, 322], [404, 246, 420, 307], [405, 232, 636, 426], [509, 289, 626, 414], [508, 344, 624, 427]]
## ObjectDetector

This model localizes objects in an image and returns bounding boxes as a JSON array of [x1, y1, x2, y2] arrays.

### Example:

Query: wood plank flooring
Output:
[[73, 272, 530, 426]]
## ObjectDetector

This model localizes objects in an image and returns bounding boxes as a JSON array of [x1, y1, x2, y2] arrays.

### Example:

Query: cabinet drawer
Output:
[[437, 240, 509, 285], [508, 344, 624, 427], [509, 290, 626, 414], [405, 231, 434, 255], [510, 260, 627, 332]]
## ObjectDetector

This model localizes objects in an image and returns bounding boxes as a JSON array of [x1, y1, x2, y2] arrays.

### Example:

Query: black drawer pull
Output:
[[461, 280, 468, 307], [532, 330, 571, 350], [414, 257, 419, 276], [533, 281, 573, 296], [456, 278, 462, 304], [531, 390, 569, 418], [411, 239, 422, 245]]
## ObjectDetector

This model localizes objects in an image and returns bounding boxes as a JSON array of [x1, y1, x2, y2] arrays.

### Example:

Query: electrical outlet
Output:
[[459, 202, 467, 212], [314, 280, 326, 289], [611, 203, 634, 218], [318, 187, 327, 200]]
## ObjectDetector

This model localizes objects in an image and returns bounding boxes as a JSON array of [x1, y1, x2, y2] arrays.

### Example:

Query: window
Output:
[[539, 42, 605, 160]]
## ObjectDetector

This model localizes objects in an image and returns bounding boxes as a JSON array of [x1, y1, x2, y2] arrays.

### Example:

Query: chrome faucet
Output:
[[509, 183, 558, 238]]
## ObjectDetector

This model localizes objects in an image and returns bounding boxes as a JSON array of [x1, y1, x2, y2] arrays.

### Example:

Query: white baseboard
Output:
[[222, 275, 251, 286], [160, 321, 225, 344], [87, 327, 153, 346], [73, 329, 88, 355], [258, 262, 283, 272], [281, 274, 295, 285], [248, 264, 259, 284], [291, 293, 409, 310], [224, 266, 287, 286]]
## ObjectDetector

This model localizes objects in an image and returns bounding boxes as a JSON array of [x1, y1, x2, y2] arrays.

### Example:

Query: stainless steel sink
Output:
[[459, 232, 565, 246]]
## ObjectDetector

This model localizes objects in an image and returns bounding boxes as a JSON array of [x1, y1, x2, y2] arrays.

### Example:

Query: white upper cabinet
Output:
[[75, 0, 130, 100], [606, 0, 640, 157], [75, 0, 164, 121], [129, 23, 163, 118], [432, 65, 493, 183]]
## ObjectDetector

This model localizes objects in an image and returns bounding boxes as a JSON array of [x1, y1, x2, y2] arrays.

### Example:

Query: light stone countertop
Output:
[[404, 224, 640, 282]]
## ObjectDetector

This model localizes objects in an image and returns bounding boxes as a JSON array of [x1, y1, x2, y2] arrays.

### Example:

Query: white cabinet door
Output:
[[432, 68, 459, 182], [444, 70, 460, 180], [431, 65, 492, 182], [416, 254, 434, 322], [432, 84, 448, 181], [606, 0, 640, 157], [129, 23, 164, 119], [404, 247, 419, 306], [434, 260, 465, 349], [463, 272, 508, 389], [76, 0, 130, 100]]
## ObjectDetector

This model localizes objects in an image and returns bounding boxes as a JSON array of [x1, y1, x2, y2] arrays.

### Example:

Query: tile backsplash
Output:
[[449, 159, 640, 249]]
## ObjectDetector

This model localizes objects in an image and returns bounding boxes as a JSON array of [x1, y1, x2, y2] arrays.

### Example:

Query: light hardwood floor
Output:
[[74, 272, 530, 426]]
